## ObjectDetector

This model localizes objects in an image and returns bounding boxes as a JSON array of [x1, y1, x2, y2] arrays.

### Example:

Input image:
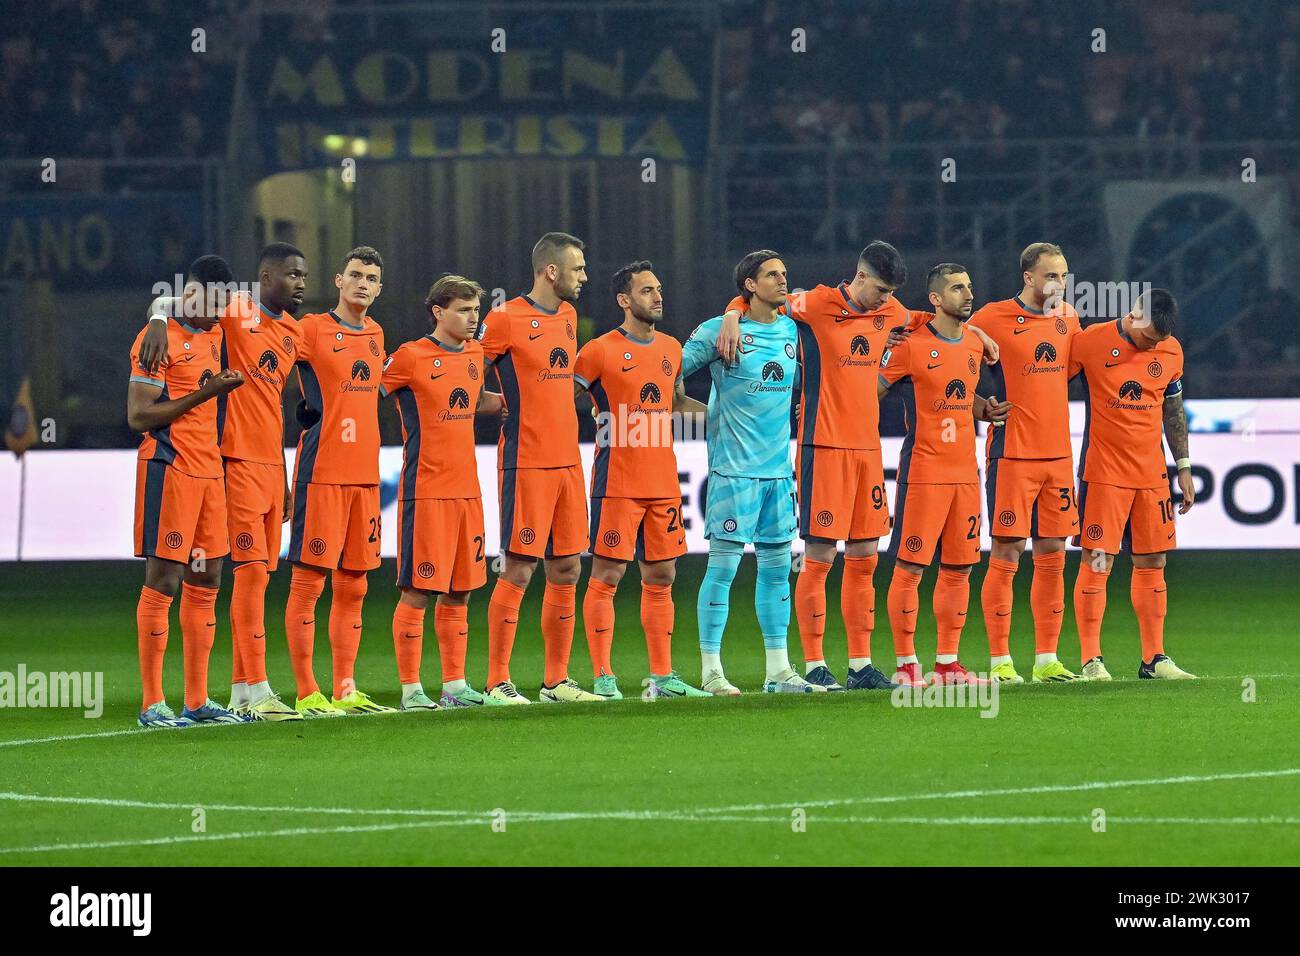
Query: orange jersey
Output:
[[879, 321, 984, 484], [1070, 319, 1184, 490], [129, 318, 224, 479], [381, 335, 485, 499], [573, 327, 682, 498], [476, 295, 579, 469], [969, 296, 1080, 461], [727, 287, 922, 449], [293, 310, 385, 485], [217, 294, 304, 464]]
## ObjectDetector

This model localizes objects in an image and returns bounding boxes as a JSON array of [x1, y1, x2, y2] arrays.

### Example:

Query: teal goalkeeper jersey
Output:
[[681, 314, 799, 479]]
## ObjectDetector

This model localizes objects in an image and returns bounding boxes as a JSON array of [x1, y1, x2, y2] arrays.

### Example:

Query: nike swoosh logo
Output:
[[927, 362, 942, 369], [458, 630, 468, 636], [1155, 587, 1167, 593], [528, 333, 543, 341], [621, 365, 637, 372], [1013, 328, 1030, 335], [430, 373, 445, 380], [180, 355, 195, 362], [1105, 360, 1121, 367], [596, 627, 610, 633], [206, 621, 216, 627], [813, 612, 825, 618], [1167, 532, 1175, 540], [560, 614, 574, 621], [150, 629, 166, 636], [352, 624, 362, 629], [709, 602, 725, 607], [302, 620, 313, 625], [402, 632, 420, 640], [996, 611, 1010, 617], [505, 618, 517, 624], [782, 595, 790, 601], [1052, 608, 1063, 614], [332, 346, 348, 352], [253, 633, 265, 640], [957, 611, 966, 616]]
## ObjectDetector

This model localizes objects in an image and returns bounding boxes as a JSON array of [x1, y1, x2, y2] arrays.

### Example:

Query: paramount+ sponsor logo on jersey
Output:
[[1021, 341, 1064, 376], [341, 359, 376, 393], [746, 360, 790, 394], [838, 334, 874, 368], [249, 348, 282, 385], [537, 347, 571, 382], [438, 386, 475, 423], [931, 378, 970, 412], [1109, 379, 1154, 411]]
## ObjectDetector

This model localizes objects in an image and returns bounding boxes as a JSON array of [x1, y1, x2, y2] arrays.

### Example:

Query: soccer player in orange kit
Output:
[[574, 260, 710, 700], [878, 264, 1009, 687], [129, 255, 248, 727], [970, 242, 1083, 684], [381, 275, 506, 709], [284, 246, 395, 716], [1069, 289, 1197, 681], [476, 233, 603, 704]]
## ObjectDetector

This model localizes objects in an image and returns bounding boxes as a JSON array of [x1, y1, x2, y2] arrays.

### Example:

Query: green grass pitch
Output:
[[1, 551, 1297, 866]]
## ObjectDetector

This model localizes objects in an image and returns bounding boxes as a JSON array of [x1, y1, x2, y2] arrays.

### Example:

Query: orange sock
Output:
[[933, 568, 970, 657], [1130, 567, 1167, 662], [230, 562, 269, 685], [1073, 564, 1110, 664], [887, 565, 923, 657], [541, 582, 576, 686], [583, 579, 617, 677], [329, 569, 368, 699], [180, 582, 218, 710], [981, 557, 1018, 657], [285, 566, 326, 697], [1030, 550, 1066, 655], [434, 603, 469, 683], [841, 555, 877, 659], [641, 582, 675, 675], [487, 578, 526, 687], [795, 558, 831, 663], [137, 586, 173, 710], [392, 601, 425, 685]]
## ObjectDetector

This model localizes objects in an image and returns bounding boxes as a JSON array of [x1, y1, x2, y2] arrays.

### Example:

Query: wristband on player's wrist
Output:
[[148, 313, 167, 322], [1176, 457, 1192, 471]]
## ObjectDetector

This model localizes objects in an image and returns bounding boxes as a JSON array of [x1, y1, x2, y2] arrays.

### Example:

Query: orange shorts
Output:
[[1074, 481, 1177, 555], [134, 460, 229, 563], [589, 496, 687, 563], [796, 444, 889, 541], [396, 497, 488, 592], [887, 482, 982, 566], [498, 465, 588, 559], [287, 482, 382, 571], [985, 456, 1078, 540], [225, 459, 286, 570]]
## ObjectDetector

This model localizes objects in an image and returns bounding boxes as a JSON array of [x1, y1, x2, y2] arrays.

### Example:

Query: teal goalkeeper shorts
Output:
[[703, 472, 797, 544]]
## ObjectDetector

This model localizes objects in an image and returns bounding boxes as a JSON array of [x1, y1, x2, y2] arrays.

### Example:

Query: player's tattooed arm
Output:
[[672, 377, 707, 416], [1163, 391, 1194, 513], [126, 372, 243, 432], [139, 296, 179, 374]]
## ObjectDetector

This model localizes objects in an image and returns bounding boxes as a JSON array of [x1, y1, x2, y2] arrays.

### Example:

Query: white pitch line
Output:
[[819, 815, 1300, 826], [0, 720, 258, 749], [696, 767, 1300, 815], [0, 792, 480, 818]]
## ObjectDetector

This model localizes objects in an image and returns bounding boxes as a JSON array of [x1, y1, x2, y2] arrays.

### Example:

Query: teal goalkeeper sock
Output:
[[754, 541, 793, 650], [698, 541, 743, 653]]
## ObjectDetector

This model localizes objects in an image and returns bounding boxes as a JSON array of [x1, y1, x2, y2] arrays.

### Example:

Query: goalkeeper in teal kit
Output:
[[680, 250, 821, 695]]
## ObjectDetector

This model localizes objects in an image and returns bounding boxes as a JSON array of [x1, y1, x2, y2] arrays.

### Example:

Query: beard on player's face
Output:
[[631, 301, 661, 325]]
